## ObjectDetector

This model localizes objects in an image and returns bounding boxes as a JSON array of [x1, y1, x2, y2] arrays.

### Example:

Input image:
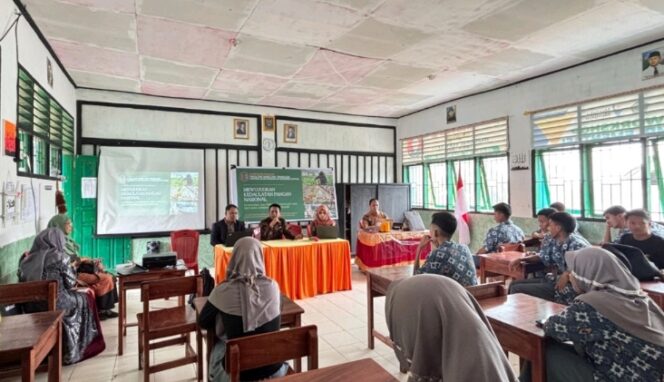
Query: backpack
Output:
[[602, 243, 661, 281], [189, 267, 215, 308]]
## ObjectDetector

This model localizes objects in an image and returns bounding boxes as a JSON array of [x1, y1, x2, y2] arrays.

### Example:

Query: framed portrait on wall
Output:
[[284, 123, 297, 143], [234, 118, 249, 139], [446, 105, 456, 124], [263, 115, 275, 132], [642, 47, 663, 80]]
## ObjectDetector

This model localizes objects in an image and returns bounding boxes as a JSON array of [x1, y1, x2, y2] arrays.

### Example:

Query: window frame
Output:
[[16, 66, 74, 180]]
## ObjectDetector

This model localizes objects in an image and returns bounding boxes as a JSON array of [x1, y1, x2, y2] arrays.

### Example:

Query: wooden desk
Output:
[[366, 265, 412, 350], [479, 293, 566, 382], [641, 280, 664, 309], [478, 251, 546, 283], [116, 267, 187, 355], [355, 230, 430, 270], [0, 310, 64, 382], [273, 358, 397, 382], [194, 294, 305, 370]]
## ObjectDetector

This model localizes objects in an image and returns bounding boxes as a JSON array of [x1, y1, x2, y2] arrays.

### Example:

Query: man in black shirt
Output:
[[619, 209, 664, 269], [210, 204, 246, 246]]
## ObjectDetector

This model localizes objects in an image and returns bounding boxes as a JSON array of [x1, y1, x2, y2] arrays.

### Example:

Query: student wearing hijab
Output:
[[386, 275, 518, 382], [521, 247, 664, 382], [413, 212, 477, 286], [309, 204, 335, 237], [19, 228, 105, 364], [198, 237, 288, 381], [48, 214, 118, 319], [508, 212, 590, 304]]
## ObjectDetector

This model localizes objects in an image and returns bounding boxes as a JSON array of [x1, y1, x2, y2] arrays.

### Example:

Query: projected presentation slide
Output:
[[97, 147, 205, 235]]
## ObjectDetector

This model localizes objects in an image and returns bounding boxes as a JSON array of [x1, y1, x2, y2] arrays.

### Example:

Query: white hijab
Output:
[[386, 274, 517, 382], [208, 237, 280, 332], [566, 247, 664, 347]]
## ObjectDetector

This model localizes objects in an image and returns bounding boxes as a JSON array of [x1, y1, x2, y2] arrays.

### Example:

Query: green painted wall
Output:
[[130, 234, 214, 270], [415, 210, 606, 252], [0, 236, 35, 284]]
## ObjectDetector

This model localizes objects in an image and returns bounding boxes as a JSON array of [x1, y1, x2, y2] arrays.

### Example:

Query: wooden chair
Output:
[[0, 280, 58, 379], [498, 243, 525, 252], [171, 230, 200, 275], [466, 281, 506, 300], [138, 276, 203, 382], [225, 325, 318, 382]]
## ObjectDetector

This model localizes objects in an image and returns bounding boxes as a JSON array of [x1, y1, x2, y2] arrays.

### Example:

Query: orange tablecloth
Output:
[[214, 239, 352, 300]]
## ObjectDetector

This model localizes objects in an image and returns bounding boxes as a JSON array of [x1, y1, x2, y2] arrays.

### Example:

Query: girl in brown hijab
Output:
[[310, 204, 335, 236], [386, 274, 517, 382]]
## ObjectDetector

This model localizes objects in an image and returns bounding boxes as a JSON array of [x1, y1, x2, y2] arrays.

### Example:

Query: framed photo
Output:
[[284, 123, 298, 143], [446, 105, 456, 124], [263, 115, 275, 132], [642, 47, 663, 80], [234, 118, 249, 139]]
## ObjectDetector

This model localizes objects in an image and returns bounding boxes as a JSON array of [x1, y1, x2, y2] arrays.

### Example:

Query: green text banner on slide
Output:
[[231, 167, 338, 223]]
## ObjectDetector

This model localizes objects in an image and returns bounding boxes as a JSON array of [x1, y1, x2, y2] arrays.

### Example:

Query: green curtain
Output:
[[653, 142, 664, 214], [581, 147, 594, 217], [447, 162, 457, 209], [534, 151, 551, 211], [423, 163, 431, 208], [476, 159, 491, 211]]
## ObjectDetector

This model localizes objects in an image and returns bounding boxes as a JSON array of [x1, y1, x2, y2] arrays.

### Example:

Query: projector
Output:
[[142, 251, 177, 269]]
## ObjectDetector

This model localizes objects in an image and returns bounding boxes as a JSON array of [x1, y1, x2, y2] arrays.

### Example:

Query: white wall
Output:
[[397, 41, 664, 217], [76, 89, 397, 227], [0, 0, 76, 246]]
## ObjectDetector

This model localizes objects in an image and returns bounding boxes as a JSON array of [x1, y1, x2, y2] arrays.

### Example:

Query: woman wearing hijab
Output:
[[309, 204, 335, 237], [521, 247, 664, 381], [19, 228, 105, 365], [198, 237, 288, 381], [386, 274, 518, 382], [48, 214, 118, 319]]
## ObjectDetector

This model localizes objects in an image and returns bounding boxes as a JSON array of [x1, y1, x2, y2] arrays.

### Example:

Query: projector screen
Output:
[[97, 146, 206, 235]]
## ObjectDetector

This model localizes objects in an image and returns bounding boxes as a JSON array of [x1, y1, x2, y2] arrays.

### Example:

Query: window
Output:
[[401, 118, 509, 211], [17, 67, 74, 178], [534, 149, 582, 216], [532, 87, 664, 220], [405, 165, 423, 208]]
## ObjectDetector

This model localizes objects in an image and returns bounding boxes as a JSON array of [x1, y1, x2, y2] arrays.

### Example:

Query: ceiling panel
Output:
[[21, 0, 664, 117]]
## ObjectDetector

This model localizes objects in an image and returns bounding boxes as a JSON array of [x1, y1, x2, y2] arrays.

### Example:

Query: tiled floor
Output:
[[18, 264, 519, 381]]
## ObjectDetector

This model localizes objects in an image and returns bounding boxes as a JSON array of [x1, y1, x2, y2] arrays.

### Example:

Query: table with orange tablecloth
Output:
[[214, 239, 352, 300], [355, 230, 431, 270]]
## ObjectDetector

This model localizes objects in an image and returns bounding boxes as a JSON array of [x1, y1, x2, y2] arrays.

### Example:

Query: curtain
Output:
[[534, 151, 551, 211], [476, 159, 491, 211]]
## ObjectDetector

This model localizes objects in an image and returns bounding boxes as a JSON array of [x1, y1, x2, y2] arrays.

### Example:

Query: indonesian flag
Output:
[[455, 173, 471, 245]]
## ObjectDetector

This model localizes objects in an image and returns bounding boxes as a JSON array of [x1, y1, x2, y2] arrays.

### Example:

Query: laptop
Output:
[[225, 229, 254, 246], [315, 225, 338, 239]]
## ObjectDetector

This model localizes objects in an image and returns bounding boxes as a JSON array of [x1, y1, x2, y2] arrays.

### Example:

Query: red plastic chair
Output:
[[170, 230, 200, 275]]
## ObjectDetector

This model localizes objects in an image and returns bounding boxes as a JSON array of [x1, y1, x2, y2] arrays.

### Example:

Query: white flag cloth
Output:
[[454, 174, 471, 245]]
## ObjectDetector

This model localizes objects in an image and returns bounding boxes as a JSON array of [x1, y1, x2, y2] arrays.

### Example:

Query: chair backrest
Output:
[[170, 230, 200, 266], [287, 223, 302, 237], [306, 224, 312, 238], [466, 281, 506, 300], [0, 280, 57, 311], [225, 325, 318, 382], [498, 243, 525, 252], [140, 275, 202, 302]]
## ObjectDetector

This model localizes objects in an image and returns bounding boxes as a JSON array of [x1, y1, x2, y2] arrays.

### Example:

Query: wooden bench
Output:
[[225, 325, 318, 382], [138, 276, 203, 382]]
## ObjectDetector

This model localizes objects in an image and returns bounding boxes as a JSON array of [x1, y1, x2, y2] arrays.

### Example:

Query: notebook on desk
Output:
[[314, 225, 338, 239], [225, 229, 254, 246]]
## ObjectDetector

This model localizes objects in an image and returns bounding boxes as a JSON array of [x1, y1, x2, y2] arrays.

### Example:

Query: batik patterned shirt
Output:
[[539, 233, 591, 304], [415, 241, 477, 286], [614, 221, 664, 243], [544, 301, 664, 382], [483, 220, 525, 253]]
